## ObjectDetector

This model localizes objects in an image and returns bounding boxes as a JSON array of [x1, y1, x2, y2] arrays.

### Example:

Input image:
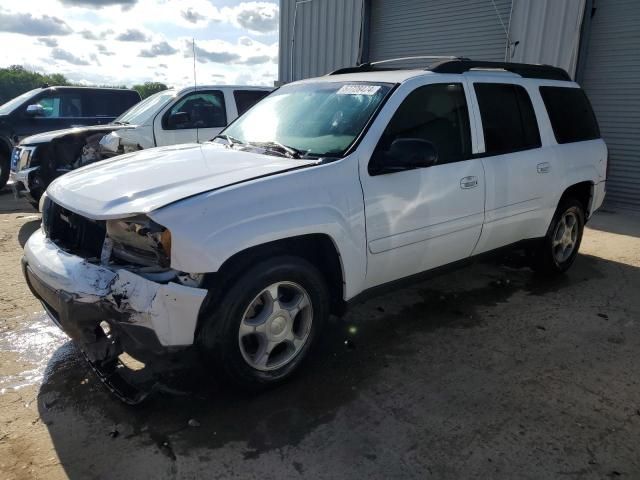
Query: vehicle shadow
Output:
[[18, 219, 41, 247], [35, 252, 634, 478], [0, 187, 38, 214]]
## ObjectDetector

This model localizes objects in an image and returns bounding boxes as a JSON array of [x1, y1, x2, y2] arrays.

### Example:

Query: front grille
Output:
[[43, 199, 106, 260], [12, 146, 37, 172]]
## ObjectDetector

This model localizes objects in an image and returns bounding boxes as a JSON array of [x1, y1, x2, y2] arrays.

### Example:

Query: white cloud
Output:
[[0, 1, 279, 88], [96, 44, 115, 56], [115, 28, 151, 42], [0, 11, 72, 36], [59, 0, 137, 8], [223, 2, 279, 35], [51, 47, 92, 66], [176, 0, 223, 28], [79, 29, 113, 40], [37, 37, 58, 47], [139, 41, 178, 58]]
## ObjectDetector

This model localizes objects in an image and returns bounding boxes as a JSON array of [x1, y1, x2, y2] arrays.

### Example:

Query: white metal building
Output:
[[279, 0, 640, 209]]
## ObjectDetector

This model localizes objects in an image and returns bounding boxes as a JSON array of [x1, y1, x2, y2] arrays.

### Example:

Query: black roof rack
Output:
[[329, 55, 459, 76], [329, 57, 571, 82], [428, 59, 571, 81]]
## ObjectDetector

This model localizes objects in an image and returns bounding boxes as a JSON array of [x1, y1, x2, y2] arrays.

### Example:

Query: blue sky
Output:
[[0, 0, 279, 87]]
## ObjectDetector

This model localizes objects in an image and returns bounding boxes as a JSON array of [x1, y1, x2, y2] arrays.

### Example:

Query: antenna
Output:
[[192, 38, 197, 91], [192, 38, 199, 143]]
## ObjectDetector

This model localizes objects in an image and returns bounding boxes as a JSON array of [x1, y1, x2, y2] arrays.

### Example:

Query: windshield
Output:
[[0, 88, 41, 116], [114, 89, 176, 125], [221, 81, 393, 157]]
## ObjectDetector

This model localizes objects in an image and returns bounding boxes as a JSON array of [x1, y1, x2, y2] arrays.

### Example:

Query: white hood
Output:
[[46, 143, 319, 219]]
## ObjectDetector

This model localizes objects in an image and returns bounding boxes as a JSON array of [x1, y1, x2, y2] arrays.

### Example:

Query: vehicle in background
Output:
[[21, 59, 607, 402], [0, 86, 140, 191], [11, 85, 271, 207]]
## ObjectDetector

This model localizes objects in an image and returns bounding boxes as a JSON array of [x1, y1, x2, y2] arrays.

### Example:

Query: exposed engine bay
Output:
[[14, 127, 142, 205]]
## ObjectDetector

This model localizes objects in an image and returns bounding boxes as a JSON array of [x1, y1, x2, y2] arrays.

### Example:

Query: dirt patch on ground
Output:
[[1, 187, 639, 479]]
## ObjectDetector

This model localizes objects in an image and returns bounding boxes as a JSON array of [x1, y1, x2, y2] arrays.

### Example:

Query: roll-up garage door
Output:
[[367, 0, 512, 68], [580, 0, 640, 209]]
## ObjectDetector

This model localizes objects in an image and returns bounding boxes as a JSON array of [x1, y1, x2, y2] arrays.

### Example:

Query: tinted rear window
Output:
[[539, 86, 600, 144], [233, 90, 270, 116], [474, 83, 541, 155], [84, 90, 140, 117]]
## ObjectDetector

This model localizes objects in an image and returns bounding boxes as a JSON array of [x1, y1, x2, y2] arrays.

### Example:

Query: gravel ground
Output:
[[0, 187, 639, 480]]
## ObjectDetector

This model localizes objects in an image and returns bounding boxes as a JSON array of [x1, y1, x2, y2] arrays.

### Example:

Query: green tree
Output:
[[132, 82, 168, 99], [0, 65, 74, 104]]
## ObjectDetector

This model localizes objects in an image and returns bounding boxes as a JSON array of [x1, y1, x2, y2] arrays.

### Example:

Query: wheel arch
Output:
[[559, 181, 594, 218], [200, 233, 347, 320], [0, 135, 12, 158]]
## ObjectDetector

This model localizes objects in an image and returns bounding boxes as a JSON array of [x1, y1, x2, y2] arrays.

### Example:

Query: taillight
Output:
[[605, 151, 610, 181]]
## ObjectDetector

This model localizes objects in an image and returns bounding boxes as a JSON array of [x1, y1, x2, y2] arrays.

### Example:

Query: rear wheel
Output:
[[532, 197, 585, 275], [197, 256, 329, 390]]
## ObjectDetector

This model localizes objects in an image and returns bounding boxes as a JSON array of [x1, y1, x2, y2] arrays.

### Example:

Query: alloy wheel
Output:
[[238, 281, 313, 371]]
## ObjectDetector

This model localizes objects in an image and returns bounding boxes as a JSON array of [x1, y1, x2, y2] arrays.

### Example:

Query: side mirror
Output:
[[167, 111, 191, 128], [370, 138, 438, 175], [25, 104, 45, 117]]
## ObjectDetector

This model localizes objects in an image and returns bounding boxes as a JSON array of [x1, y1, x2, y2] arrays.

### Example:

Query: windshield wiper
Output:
[[251, 141, 305, 159], [112, 120, 129, 125], [214, 134, 244, 148]]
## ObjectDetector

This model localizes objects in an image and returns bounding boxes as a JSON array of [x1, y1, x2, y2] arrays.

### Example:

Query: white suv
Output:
[[22, 59, 607, 401]]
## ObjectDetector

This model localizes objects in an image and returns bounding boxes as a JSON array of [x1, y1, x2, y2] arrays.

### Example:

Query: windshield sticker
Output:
[[337, 85, 381, 96]]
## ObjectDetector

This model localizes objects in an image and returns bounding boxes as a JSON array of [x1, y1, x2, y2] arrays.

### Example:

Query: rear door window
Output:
[[539, 86, 600, 143], [233, 90, 270, 116], [474, 83, 541, 155], [35, 92, 83, 118]]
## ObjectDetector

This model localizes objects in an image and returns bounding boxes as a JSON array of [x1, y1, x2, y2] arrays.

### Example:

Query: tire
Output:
[[27, 197, 40, 211], [0, 150, 9, 191], [532, 197, 585, 275], [27, 188, 43, 210], [197, 255, 330, 391]]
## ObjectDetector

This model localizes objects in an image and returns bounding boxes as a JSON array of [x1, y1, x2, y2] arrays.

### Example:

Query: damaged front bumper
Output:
[[22, 229, 208, 402]]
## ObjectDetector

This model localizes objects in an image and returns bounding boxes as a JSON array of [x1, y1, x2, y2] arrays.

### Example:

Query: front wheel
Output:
[[532, 197, 585, 275], [0, 150, 9, 191], [197, 256, 329, 391]]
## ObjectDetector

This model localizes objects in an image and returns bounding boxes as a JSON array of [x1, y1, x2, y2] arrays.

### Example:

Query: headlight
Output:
[[38, 190, 48, 213], [99, 132, 121, 153], [11, 147, 20, 170], [106, 216, 171, 267]]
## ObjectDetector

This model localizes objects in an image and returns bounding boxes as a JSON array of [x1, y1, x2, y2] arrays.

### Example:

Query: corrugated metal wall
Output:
[[278, 0, 364, 83], [509, 0, 585, 78], [366, 0, 512, 68], [580, 0, 640, 209]]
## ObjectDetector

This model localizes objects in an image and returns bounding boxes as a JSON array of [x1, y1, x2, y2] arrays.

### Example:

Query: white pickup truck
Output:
[[22, 58, 607, 401], [11, 85, 271, 207]]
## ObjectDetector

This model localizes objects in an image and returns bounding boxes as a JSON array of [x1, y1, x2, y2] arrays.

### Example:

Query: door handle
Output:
[[537, 162, 551, 174], [460, 176, 478, 189]]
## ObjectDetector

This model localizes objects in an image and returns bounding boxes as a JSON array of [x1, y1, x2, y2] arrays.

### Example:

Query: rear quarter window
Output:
[[539, 86, 600, 144], [233, 90, 270, 116]]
